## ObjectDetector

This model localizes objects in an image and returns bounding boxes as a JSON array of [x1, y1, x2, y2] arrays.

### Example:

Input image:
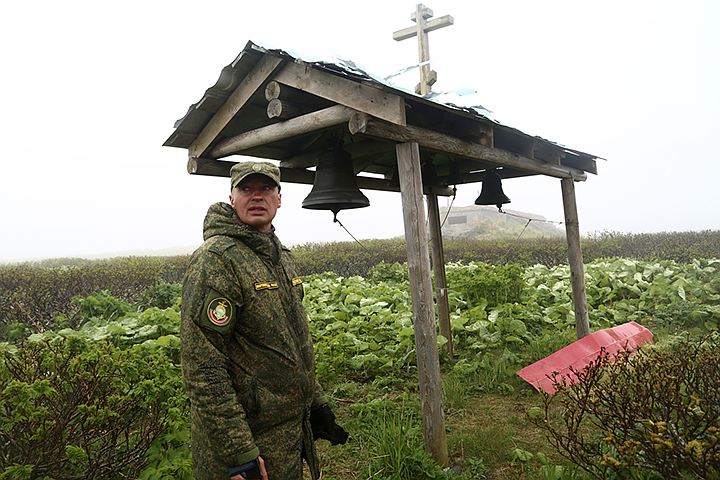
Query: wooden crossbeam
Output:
[[267, 99, 301, 119], [349, 112, 587, 181], [189, 55, 283, 158], [279, 140, 394, 169], [455, 168, 538, 185], [392, 15, 454, 41], [209, 105, 354, 158], [273, 61, 406, 126], [186, 157, 453, 195]]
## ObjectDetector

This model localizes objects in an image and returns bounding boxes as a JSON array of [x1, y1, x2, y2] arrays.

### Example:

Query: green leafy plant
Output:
[[72, 289, 131, 323], [446, 262, 525, 309], [454, 456, 488, 479]]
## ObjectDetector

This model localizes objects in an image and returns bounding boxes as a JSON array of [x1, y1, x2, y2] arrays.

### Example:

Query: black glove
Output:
[[310, 404, 348, 445], [228, 458, 261, 479]]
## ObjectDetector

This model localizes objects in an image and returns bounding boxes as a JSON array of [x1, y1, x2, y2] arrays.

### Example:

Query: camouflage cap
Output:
[[230, 161, 281, 189]]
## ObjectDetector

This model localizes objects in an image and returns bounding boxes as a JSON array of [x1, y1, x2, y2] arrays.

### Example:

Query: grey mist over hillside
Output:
[[440, 204, 564, 240]]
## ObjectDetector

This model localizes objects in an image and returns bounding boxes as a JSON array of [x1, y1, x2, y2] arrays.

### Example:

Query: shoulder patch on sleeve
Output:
[[198, 289, 237, 333]]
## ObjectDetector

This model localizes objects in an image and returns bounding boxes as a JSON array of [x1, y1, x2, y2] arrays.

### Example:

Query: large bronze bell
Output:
[[302, 147, 370, 218], [474, 169, 511, 210]]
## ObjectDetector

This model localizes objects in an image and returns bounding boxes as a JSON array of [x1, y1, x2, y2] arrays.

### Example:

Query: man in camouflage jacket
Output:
[[181, 161, 347, 480]]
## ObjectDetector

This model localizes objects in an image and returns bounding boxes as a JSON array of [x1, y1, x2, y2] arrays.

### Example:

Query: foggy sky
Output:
[[1, 0, 718, 262]]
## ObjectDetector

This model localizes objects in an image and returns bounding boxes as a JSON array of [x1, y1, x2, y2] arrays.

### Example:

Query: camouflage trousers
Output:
[[192, 416, 318, 480], [254, 416, 319, 480]]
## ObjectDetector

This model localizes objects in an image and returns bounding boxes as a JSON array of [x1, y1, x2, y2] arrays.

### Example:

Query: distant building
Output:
[[439, 204, 563, 239]]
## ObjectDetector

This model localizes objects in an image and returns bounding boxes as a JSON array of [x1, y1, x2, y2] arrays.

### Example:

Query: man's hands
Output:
[[310, 404, 348, 445], [229, 456, 267, 480]]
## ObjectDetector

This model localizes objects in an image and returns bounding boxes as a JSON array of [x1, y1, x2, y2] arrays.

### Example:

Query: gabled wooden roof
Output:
[[164, 41, 598, 195]]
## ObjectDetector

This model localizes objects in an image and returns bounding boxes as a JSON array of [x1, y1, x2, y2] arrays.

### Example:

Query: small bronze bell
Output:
[[302, 147, 370, 219], [474, 169, 511, 210]]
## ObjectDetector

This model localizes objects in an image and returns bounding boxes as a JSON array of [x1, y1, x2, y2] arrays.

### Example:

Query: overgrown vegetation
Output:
[[532, 334, 720, 479], [0, 335, 187, 479], [3, 231, 719, 335], [0, 232, 719, 478]]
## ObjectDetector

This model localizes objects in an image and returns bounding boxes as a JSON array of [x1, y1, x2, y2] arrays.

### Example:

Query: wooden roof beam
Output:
[[187, 157, 453, 195], [456, 168, 537, 185], [273, 61, 407, 126], [562, 152, 598, 175], [209, 105, 355, 158], [348, 113, 587, 181], [189, 55, 284, 158], [280, 140, 394, 169]]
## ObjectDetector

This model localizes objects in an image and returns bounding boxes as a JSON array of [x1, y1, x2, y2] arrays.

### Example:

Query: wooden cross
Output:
[[393, 4, 453, 96]]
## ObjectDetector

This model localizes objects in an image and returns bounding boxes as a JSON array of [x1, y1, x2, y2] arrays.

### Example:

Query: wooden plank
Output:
[[273, 61, 406, 126], [396, 142, 448, 466], [441, 116, 494, 147], [393, 15, 454, 41], [562, 153, 598, 175], [189, 55, 283, 158], [427, 193, 453, 358], [209, 105, 354, 158], [349, 112, 588, 180], [186, 156, 453, 195], [561, 178, 590, 339], [533, 141, 563, 165]]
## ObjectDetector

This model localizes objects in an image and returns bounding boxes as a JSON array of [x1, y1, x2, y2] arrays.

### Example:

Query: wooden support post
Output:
[[561, 178, 590, 339], [427, 193, 453, 357], [396, 142, 448, 466]]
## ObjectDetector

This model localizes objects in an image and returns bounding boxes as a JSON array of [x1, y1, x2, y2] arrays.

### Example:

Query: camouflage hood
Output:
[[202, 202, 281, 263]]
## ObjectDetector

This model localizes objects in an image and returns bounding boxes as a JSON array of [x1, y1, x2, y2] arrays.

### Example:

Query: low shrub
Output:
[[532, 334, 720, 479], [73, 290, 131, 323], [136, 281, 182, 310], [0, 256, 188, 335], [0, 335, 187, 479]]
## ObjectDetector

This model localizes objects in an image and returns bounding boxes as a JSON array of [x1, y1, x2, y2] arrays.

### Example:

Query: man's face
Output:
[[229, 174, 281, 233]]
